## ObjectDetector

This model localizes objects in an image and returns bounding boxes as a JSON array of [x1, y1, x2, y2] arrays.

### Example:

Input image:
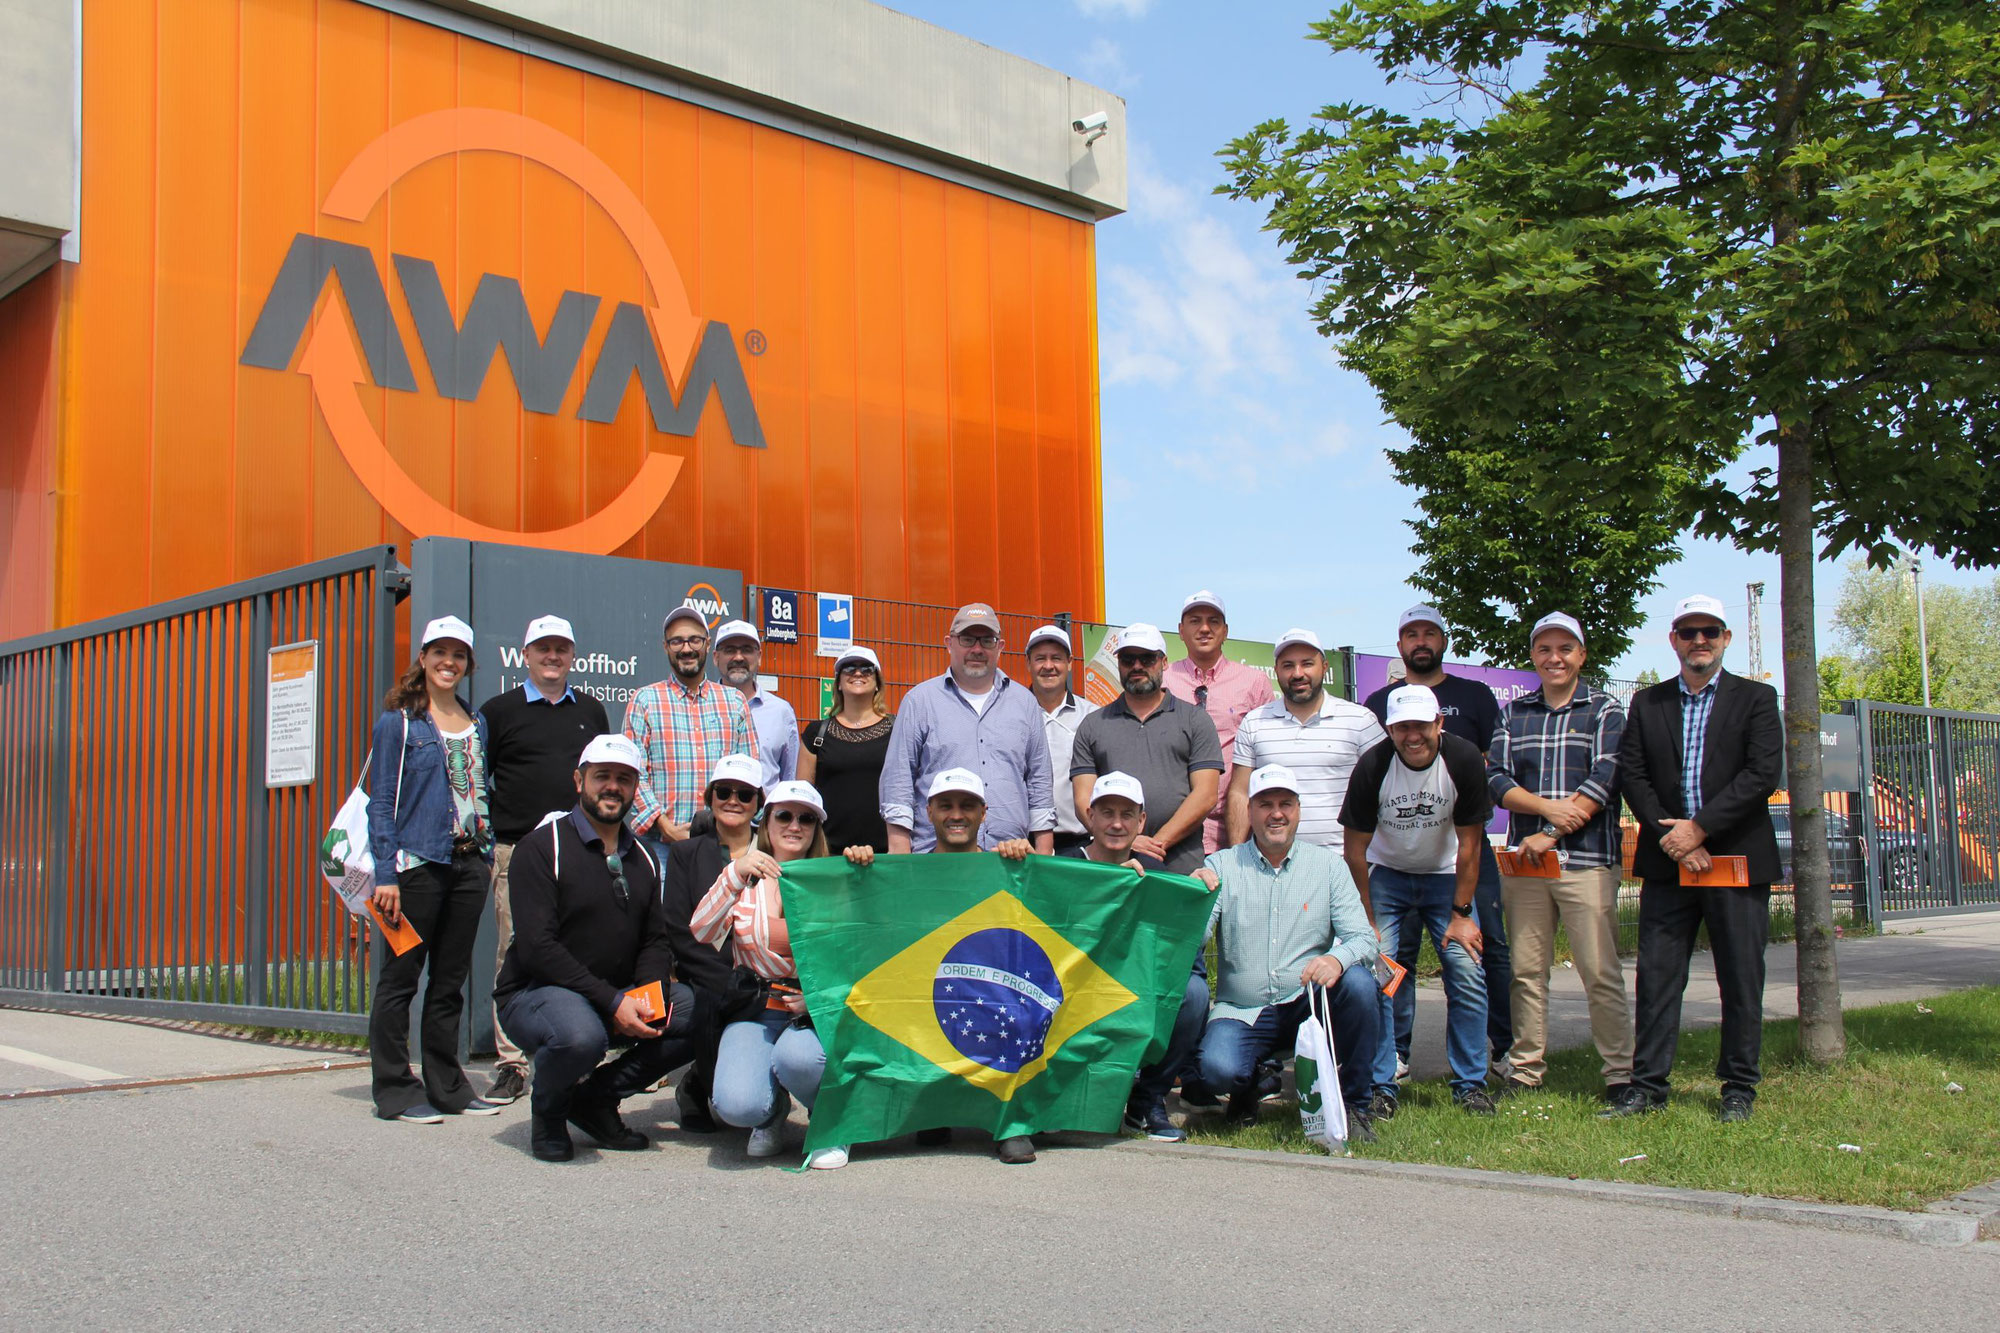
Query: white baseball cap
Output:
[[926, 768, 987, 802], [663, 604, 709, 636], [1274, 627, 1323, 656], [1384, 684, 1442, 726], [1086, 771, 1146, 809], [421, 615, 474, 649], [834, 645, 882, 674], [763, 780, 827, 823], [1671, 594, 1729, 627], [713, 619, 760, 647], [1246, 764, 1300, 800], [1025, 624, 1072, 654], [577, 733, 645, 774], [1399, 604, 1446, 634], [523, 614, 574, 647], [707, 753, 764, 792], [1117, 623, 1169, 656], [1529, 611, 1586, 648], [1180, 590, 1227, 617]]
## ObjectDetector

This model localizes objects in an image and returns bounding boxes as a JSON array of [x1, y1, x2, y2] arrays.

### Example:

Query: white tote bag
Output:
[[1294, 982, 1350, 1154], [319, 719, 405, 919]]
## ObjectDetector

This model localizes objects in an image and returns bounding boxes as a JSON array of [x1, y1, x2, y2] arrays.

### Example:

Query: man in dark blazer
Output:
[[1607, 594, 1783, 1123]]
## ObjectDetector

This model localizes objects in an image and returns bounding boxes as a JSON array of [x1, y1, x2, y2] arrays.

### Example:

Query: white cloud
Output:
[[1075, 0, 1153, 17], [1075, 37, 1137, 89]]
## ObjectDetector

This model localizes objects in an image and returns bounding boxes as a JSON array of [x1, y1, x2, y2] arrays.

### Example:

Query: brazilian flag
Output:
[[782, 852, 1212, 1150]]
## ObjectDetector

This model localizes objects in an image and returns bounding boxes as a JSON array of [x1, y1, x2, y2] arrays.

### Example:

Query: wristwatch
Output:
[[1539, 821, 1560, 839], [1451, 900, 1474, 918]]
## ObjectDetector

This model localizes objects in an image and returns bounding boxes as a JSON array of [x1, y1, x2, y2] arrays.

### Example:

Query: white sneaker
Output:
[[747, 1124, 785, 1158], [806, 1145, 850, 1170], [1394, 1057, 1410, 1082]]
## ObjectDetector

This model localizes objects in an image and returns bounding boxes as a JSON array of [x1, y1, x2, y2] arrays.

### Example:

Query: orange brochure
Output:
[[624, 980, 669, 1024], [368, 901, 423, 956], [1497, 848, 1560, 879], [1376, 951, 1408, 999], [1680, 855, 1750, 887]]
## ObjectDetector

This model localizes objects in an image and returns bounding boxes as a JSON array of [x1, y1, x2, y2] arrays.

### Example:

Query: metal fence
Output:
[[1856, 699, 2000, 918], [0, 547, 406, 1031]]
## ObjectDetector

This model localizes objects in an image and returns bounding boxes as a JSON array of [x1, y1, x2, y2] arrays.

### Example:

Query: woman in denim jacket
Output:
[[366, 615, 501, 1123]]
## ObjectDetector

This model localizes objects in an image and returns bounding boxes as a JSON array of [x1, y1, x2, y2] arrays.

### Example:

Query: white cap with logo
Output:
[[663, 604, 709, 636], [1180, 590, 1227, 617], [1399, 604, 1446, 634], [523, 614, 574, 647], [1117, 622, 1169, 656], [1274, 627, 1323, 656], [1246, 764, 1300, 801], [1025, 624, 1071, 654], [1671, 594, 1729, 627], [926, 768, 987, 802], [763, 780, 827, 822], [707, 752, 764, 792], [422, 615, 474, 649], [1529, 611, 1586, 648], [835, 645, 882, 674], [1086, 771, 1146, 809], [1384, 684, 1442, 727], [577, 733, 645, 774], [713, 619, 760, 647]]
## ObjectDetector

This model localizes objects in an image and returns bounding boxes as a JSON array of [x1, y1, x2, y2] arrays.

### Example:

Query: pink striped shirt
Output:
[[1165, 655, 1275, 850], [690, 861, 793, 981]]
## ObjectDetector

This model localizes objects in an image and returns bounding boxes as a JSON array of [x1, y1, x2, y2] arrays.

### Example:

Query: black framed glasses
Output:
[[711, 783, 761, 804], [953, 633, 999, 649], [1675, 625, 1724, 642], [665, 635, 709, 649], [605, 850, 630, 906], [771, 809, 820, 827]]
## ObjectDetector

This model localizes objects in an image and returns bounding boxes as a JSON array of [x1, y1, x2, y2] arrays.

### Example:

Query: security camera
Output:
[[1072, 111, 1110, 138]]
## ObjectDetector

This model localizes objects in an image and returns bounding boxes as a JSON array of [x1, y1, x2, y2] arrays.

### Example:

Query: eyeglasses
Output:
[[605, 850, 630, 906], [1675, 625, 1724, 642], [837, 664, 876, 677], [665, 635, 708, 649], [1194, 684, 1209, 706], [770, 809, 820, 827], [711, 783, 761, 804], [953, 633, 999, 649]]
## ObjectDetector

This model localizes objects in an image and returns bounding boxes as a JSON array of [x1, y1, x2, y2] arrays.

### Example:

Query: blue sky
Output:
[[887, 1, 1991, 682]]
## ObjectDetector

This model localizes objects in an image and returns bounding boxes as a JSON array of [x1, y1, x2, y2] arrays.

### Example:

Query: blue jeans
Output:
[[1195, 964, 1380, 1115], [1393, 841, 1511, 1063], [711, 1009, 796, 1129], [1371, 866, 1489, 1097], [773, 1024, 826, 1109], [1132, 971, 1211, 1109], [498, 981, 699, 1121]]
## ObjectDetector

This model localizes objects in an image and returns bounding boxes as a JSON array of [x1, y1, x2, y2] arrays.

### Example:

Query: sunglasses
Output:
[[1675, 625, 1724, 642], [605, 850, 630, 906], [711, 783, 761, 804], [1195, 684, 1209, 706], [770, 809, 820, 827]]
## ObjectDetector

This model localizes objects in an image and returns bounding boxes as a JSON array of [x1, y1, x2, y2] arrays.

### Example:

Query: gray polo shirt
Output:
[[1070, 690, 1223, 874]]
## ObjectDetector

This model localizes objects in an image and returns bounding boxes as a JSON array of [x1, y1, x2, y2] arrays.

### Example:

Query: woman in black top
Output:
[[798, 645, 895, 853]]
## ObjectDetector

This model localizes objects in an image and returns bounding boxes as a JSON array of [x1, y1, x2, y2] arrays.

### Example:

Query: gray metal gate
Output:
[[0, 547, 407, 1031], [1855, 699, 2000, 918]]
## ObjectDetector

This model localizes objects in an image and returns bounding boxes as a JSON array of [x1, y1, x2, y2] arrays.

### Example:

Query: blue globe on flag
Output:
[[932, 928, 1063, 1073]]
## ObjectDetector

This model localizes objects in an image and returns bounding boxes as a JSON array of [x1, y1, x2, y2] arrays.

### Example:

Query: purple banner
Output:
[[1353, 653, 1542, 836]]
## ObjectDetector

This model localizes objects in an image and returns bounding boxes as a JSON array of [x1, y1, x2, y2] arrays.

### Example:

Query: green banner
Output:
[[783, 853, 1213, 1149]]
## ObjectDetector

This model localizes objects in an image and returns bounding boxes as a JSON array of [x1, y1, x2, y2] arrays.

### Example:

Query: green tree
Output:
[[1222, 1, 2000, 1062], [1828, 560, 2000, 709]]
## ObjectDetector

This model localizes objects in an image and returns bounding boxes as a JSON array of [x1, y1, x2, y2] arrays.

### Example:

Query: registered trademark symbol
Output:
[[744, 329, 768, 356]]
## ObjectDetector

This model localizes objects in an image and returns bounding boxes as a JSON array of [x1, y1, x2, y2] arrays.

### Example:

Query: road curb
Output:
[[1110, 1140, 1983, 1247]]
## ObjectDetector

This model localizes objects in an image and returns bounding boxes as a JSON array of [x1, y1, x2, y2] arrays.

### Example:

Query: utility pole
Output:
[[1745, 581, 1766, 681], [1908, 554, 1933, 708]]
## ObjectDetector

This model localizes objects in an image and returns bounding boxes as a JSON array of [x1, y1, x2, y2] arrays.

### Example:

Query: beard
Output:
[[586, 790, 634, 825], [1403, 646, 1440, 675], [1123, 671, 1162, 697], [719, 662, 755, 688], [1283, 678, 1321, 705]]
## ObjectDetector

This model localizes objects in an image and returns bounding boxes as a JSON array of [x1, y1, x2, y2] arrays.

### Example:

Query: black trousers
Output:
[[370, 851, 491, 1117], [1631, 877, 1772, 1100]]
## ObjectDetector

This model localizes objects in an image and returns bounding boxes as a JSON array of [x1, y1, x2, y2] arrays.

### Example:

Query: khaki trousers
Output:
[[1502, 863, 1633, 1086], [491, 841, 527, 1074]]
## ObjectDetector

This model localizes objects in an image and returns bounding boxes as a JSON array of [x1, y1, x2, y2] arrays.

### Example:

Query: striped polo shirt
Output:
[[1231, 693, 1388, 846]]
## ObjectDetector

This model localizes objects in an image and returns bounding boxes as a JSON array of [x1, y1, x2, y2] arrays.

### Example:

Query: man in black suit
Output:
[[1607, 594, 1783, 1123]]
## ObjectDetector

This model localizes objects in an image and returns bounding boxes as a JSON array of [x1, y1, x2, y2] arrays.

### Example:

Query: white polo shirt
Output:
[[1232, 693, 1389, 846]]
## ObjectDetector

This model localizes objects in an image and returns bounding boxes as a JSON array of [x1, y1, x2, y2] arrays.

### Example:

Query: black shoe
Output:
[[1254, 1059, 1283, 1102], [1223, 1092, 1259, 1128], [1495, 1076, 1538, 1100], [1176, 1077, 1221, 1109], [1455, 1087, 1497, 1117], [1368, 1091, 1399, 1122], [1345, 1112, 1377, 1146], [916, 1127, 951, 1148], [1598, 1085, 1665, 1119], [486, 1067, 527, 1104], [1717, 1091, 1754, 1123], [566, 1100, 649, 1151], [1124, 1099, 1186, 1143], [1602, 1081, 1633, 1105], [530, 1114, 574, 1162], [676, 1095, 718, 1134], [996, 1135, 1036, 1164]]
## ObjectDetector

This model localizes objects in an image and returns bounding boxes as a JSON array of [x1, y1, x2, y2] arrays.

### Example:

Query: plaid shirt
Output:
[[1487, 682, 1625, 868], [623, 676, 759, 832], [1678, 674, 1719, 818]]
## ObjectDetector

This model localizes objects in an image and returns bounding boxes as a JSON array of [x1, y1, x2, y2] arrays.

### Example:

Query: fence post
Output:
[[44, 642, 71, 995], [1855, 699, 1882, 924], [245, 594, 271, 1007]]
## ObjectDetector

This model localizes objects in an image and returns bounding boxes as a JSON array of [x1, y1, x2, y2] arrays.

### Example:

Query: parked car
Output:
[[1770, 804, 1868, 892]]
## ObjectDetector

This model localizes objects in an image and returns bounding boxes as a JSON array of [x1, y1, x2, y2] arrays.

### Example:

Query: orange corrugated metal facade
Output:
[[0, 0, 1104, 640]]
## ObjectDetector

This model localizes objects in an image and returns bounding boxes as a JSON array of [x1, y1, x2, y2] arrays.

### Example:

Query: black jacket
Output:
[[660, 835, 739, 997], [1618, 670, 1783, 883]]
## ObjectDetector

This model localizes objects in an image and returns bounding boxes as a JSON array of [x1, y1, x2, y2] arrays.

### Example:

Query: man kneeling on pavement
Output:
[[1193, 764, 1385, 1142], [493, 734, 702, 1161]]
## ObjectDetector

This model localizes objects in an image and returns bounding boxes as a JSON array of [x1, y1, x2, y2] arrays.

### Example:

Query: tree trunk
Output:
[[1776, 414, 1847, 1063]]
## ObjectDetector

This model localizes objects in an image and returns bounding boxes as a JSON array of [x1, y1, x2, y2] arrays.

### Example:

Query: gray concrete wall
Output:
[[0, 0, 77, 297], [426, 0, 1126, 217]]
